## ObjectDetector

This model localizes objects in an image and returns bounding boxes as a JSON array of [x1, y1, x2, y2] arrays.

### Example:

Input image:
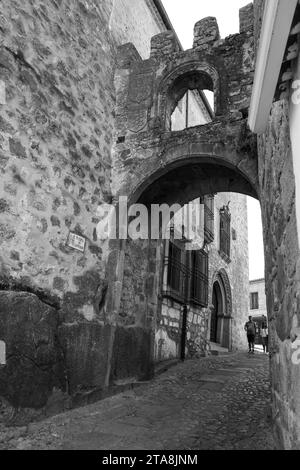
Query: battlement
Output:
[[193, 17, 220, 49]]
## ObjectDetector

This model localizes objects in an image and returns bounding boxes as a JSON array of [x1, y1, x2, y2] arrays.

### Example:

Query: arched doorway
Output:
[[210, 282, 222, 343], [210, 270, 232, 350]]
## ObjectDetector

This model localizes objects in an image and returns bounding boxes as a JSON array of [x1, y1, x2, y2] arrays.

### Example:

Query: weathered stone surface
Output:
[[61, 270, 108, 322], [239, 3, 254, 33], [254, 2, 300, 448], [0, 291, 64, 408], [58, 322, 111, 396], [150, 31, 180, 60], [0, 3, 298, 454], [110, 326, 153, 382], [193, 17, 220, 48], [113, 23, 257, 203]]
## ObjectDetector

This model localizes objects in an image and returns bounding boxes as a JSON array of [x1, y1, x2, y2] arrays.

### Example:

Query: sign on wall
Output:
[[67, 232, 86, 253], [0, 341, 6, 365]]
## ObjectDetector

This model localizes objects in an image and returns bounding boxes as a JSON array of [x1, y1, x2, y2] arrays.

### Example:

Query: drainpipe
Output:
[[181, 245, 191, 361], [181, 304, 188, 361], [185, 91, 189, 128]]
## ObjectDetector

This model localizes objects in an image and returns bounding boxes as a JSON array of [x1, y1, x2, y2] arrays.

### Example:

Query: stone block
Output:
[[239, 3, 254, 33], [150, 31, 179, 60], [110, 326, 153, 382], [0, 291, 64, 408], [117, 43, 142, 69], [193, 17, 220, 49], [58, 322, 111, 395]]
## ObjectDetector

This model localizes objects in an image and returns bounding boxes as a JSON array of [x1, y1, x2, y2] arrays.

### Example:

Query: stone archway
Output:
[[104, 13, 258, 380], [104, 8, 300, 449], [112, 15, 257, 203]]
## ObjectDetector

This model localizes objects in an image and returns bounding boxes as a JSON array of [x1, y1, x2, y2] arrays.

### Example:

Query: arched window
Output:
[[165, 71, 215, 131], [171, 89, 214, 131]]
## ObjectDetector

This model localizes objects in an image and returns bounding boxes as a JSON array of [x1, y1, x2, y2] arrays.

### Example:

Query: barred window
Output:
[[189, 249, 209, 307], [220, 207, 231, 260], [250, 292, 259, 310], [204, 195, 214, 243], [164, 241, 187, 303]]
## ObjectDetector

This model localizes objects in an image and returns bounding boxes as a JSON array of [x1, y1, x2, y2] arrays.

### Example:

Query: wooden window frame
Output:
[[250, 292, 259, 310]]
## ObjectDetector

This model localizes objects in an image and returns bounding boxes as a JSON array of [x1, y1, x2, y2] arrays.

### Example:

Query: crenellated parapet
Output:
[[115, 4, 255, 137]]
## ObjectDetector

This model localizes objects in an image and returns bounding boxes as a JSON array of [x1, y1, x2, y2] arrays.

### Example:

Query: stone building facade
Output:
[[0, 0, 169, 413], [156, 192, 248, 362], [249, 278, 267, 317], [0, 0, 249, 416], [1, 0, 300, 451]]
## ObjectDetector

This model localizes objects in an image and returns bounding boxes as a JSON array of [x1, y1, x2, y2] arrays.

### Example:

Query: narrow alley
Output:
[[0, 352, 276, 450]]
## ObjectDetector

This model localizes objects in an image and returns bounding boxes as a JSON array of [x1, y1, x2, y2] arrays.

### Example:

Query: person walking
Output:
[[244, 316, 256, 354], [261, 315, 269, 353]]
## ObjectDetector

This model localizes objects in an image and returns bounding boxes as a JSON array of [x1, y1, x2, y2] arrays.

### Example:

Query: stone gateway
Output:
[[0, 0, 299, 450]]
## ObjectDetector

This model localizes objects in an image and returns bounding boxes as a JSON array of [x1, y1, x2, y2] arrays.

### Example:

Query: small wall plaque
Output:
[[67, 232, 86, 253], [0, 341, 6, 365]]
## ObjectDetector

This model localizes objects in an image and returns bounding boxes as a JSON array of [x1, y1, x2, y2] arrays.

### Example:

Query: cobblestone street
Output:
[[0, 352, 276, 450]]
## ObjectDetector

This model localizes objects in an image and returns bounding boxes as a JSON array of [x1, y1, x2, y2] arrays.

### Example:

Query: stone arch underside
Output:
[[112, 119, 259, 206]]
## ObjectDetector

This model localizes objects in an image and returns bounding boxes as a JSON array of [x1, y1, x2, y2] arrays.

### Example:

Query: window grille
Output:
[[164, 241, 187, 303], [220, 206, 231, 260], [204, 195, 214, 243], [189, 249, 209, 307]]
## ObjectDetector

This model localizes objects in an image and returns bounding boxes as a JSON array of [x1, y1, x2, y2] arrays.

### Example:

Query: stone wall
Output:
[[155, 265, 211, 362], [155, 192, 249, 362], [209, 193, 249, 351], [111, 9, 256, 370], [0, 0, 254, 417], [249, 278, 267, 317], [258, 100, 300, 449], [0, 0, 167, 413], [253, 0, 300, 449], [109, 0, 164, 58]]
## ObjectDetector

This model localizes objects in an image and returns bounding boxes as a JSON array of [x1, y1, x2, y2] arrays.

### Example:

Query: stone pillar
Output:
[[193, 17, 220, 50]]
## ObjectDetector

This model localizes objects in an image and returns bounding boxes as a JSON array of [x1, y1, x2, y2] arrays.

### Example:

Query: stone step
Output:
[[209, 342, 230, 356]]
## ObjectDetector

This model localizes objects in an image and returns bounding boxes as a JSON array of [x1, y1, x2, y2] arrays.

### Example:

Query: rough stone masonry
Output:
[[107, 6, 257, 373], [0, 0, 153, 415], [0, 0, 256, 416], [0, 0, 299, 450]]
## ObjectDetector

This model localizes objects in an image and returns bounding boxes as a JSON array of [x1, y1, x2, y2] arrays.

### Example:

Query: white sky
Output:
[[161, 0, 265, 281]]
